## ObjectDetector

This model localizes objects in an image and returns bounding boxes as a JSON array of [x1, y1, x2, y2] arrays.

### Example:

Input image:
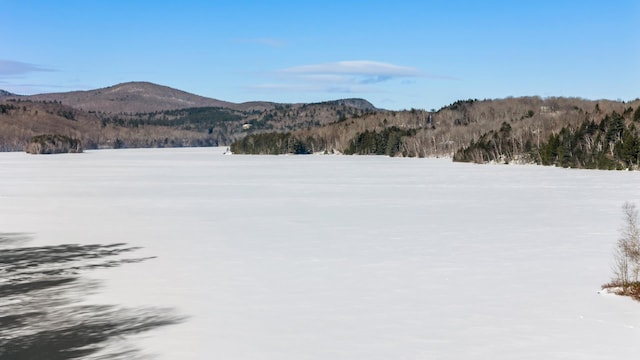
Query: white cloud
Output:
[[0, 59, 53, 76], [249, 82, 378, 94], [249, 60, 455, 99], [281, 60, 422, 78], [249, 60, 429, 95]]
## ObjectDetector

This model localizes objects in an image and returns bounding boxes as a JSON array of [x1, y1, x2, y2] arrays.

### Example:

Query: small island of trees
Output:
[[25, 134, 83, 154]]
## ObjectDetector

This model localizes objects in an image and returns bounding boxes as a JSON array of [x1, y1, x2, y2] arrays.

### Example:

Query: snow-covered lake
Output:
[[1, 147, 639, 359]]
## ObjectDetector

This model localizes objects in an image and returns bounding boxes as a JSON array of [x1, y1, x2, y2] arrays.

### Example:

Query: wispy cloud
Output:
[[0, 59, 53, 76], [0, 79, 81, 96], [250, 82, 378, 94], [281, 60, 422, 79], [250, 60, 451, 95]]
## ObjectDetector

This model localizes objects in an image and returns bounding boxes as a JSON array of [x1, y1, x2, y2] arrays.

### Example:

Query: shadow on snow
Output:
[[0, 233, 184, 360]]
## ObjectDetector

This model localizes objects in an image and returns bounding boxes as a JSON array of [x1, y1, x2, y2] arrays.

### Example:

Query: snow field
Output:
[[1, 147, 639, 359]]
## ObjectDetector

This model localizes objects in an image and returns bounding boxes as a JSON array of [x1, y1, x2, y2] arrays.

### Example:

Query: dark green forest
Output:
[[343, 127, 416, 156], [230, 132, 314, 155], [230, 126, 416, 156], [99, 107, 242, 132], [454, 111, 640, 170], [4, 85, 640, 171]]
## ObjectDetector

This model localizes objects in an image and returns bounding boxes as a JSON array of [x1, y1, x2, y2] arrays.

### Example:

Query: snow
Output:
[[1, 147, 640, 359]]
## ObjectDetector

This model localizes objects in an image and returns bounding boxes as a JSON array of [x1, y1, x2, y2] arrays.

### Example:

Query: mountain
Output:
[[321, 98, 377, 111], [3, 81, 639, 170], [231, 96, 640, 166], [24, 82, 275, 113], [0, 82, 380, 152], [0, 99, 229, 151], [0, 90, 16, 97]]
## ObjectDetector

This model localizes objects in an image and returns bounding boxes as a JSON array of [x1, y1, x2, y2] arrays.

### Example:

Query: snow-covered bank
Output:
[[1, 147, 639, 359]]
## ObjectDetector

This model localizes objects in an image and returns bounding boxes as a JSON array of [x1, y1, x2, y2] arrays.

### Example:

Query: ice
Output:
[[1, 147, 639, 359]]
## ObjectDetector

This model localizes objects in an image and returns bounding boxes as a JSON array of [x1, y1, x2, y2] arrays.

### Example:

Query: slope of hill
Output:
[[0, 87, 378, 151], [2, 81, 639, 169], [0, 100, 100, 151], [323, 98, 377, 111], [0, 90, 16, 97], [22, 82, 275, 113], [0, 99, 224, 151], [231, 96, 640, 164]]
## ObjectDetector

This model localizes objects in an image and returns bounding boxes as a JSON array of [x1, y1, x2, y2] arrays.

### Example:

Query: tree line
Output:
[[230, 132, 314, 154], [453, 110, 640, 170], [100, 107, 241, 132], [230, 126, 417, 156], [343, 127, 417, 156], [3, 95, 640, 161]]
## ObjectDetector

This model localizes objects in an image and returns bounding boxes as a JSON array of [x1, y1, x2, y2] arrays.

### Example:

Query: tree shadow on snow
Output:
[[0, 233, 184, 360]]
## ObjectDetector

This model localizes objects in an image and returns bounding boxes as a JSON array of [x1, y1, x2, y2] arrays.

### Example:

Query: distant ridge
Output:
[[1, 81, 639, 163], [24, 81, 276, 113], [0, 89, 16, 97], [320, 98, 377, 111], [0, 81, 382, 152]]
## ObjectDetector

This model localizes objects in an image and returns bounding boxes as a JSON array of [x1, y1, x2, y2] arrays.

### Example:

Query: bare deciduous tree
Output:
[[610, 202, 640, 290]]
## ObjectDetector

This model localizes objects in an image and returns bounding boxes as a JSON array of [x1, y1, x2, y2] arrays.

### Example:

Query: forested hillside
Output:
[[0, 99, 224, 151], [230, 109, 429, 156], [454, 109, 640, 169], [231, 96, 640, 168], [0, 94, 376, 151], [2, 81, 639, 170]]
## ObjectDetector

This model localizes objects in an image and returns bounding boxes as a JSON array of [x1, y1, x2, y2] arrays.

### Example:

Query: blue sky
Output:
[[1, 0, 638, 110]]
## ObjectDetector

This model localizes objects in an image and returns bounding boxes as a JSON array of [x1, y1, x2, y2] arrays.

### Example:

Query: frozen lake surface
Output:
[[1, 147, 640, 359]]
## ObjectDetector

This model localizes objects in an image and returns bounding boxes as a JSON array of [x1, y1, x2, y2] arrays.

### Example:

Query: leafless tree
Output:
[[611, 202, 640, 287]]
